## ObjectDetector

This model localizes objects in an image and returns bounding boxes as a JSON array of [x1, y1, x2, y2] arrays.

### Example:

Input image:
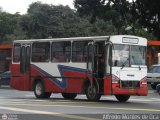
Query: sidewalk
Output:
[[0, 85, 12, 89]]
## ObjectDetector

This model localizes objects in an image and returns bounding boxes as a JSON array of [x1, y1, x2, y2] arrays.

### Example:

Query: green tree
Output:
[[0, 12, 27, 44], [0, 12, 17, 43], [74, 0, 155, 39], [20, 2, 92, 38], [133, 0, 160, 39], [21, 2, 116, 39], [74, 0, 131, 34]]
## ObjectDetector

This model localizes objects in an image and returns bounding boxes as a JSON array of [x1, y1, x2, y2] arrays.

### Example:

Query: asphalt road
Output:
[[0, 86, 160, 120]]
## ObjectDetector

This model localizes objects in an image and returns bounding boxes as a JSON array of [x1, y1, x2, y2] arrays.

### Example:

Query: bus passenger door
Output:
[[104, 42, 112, 95], [20, 44, 31, 90], [87, 42, 94, 73], [87, 42, 97, 89]]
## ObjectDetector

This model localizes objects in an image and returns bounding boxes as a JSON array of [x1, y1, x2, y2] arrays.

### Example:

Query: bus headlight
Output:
[[141, 77, 147, 85], [112, 75, 120, 84]]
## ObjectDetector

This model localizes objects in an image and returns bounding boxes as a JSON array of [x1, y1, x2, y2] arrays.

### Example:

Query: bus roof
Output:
[[13, 35, 147, 46], [13, 36, 109, 43]]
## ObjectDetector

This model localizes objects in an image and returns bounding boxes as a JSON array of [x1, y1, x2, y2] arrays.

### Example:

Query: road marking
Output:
[[25, 94, 34, 97], [150, 98, 160, 100], [0, 106, 100, 120], [3, 103, 160, 112], [1, 97, 160, 105], [2, 97, 160, 105], [128, 98, 160, 102]]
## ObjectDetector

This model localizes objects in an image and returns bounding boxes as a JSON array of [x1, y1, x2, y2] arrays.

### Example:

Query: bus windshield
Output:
[[130, 46, 146, 66], [112, 44, 146, 67]]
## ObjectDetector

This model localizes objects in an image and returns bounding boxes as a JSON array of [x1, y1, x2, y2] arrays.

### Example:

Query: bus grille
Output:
[[121, 81, 140, 88]]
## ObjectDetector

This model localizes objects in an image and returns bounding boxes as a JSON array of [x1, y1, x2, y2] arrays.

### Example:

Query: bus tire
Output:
[[62, 93, 77, 100], [115, 95, 130, 102], [85, 83, 101, 101], [34, 81, 51, 99]]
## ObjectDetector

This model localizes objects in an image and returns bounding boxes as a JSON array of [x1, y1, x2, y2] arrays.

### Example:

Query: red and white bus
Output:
[[11, 35, 148, 102]]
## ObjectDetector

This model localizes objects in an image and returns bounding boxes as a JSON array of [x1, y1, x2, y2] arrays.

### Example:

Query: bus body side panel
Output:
[[11, 64, 23, 90], [30, 66, 64, 93], [61, 70, 86, 93], [30, 63, 89, 94], [104, 76, 112, 95], [10, 64, 30, 91]]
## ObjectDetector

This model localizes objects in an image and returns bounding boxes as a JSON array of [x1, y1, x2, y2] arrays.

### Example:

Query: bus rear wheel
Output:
[[62, 93, 77, 100], [34, 81, 51, 99], [85, 83, 101, 101], [115, 95, 130, 102]]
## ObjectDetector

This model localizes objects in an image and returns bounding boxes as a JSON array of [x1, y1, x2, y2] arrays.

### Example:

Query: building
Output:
[[0, 44, 12, 73], [147, 40, 160, 68]]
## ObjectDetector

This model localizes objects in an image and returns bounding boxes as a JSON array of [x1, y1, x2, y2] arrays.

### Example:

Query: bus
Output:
[[11, 35, 148, 102]]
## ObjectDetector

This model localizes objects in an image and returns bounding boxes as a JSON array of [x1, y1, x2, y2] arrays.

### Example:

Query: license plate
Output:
[[129, 89, 134, 93]]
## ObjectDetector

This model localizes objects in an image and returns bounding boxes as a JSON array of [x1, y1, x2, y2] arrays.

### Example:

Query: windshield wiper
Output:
[[121, 57, 129, 69], [132, 56, 141, 70]]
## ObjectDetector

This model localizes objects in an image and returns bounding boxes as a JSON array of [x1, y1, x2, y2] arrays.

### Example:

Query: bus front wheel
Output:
[[34, 81, 51, 99], [62, 93, 77, 99], [85, 83, 101, 101], [115, 95, 130, 102]]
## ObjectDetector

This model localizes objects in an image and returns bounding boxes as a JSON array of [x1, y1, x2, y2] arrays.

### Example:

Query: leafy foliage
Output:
[[21, 2, 90, 38], [20, 2, 118, 39], [0, 1, 158, 43], [74, 0, 155, 39], [74, 0, 130, 33], [0, 11, 26, 43], [132, 0, 160, 39]]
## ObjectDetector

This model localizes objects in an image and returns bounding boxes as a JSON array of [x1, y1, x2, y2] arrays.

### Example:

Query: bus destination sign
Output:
[[122, 37, 139, 44]]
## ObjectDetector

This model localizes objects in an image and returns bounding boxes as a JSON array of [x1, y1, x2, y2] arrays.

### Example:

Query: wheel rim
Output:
[[88, 86, 96, 99], [35, 83, 42, 96]]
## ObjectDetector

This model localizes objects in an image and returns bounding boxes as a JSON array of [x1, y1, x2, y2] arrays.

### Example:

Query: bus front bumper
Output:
[[112, 85, 148, 96]]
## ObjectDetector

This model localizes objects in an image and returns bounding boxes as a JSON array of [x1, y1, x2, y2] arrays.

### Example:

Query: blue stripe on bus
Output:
[[58, 65, 89, 74], [32, 64, 89, 89], [32, 64, 67, 89]]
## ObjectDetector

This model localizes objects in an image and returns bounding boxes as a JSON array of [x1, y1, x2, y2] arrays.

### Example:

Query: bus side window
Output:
[[31, 42, 50, 62], [13, 43, 21, 63], [51, 41, 71, 62], [72, 41, 88, 62]]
